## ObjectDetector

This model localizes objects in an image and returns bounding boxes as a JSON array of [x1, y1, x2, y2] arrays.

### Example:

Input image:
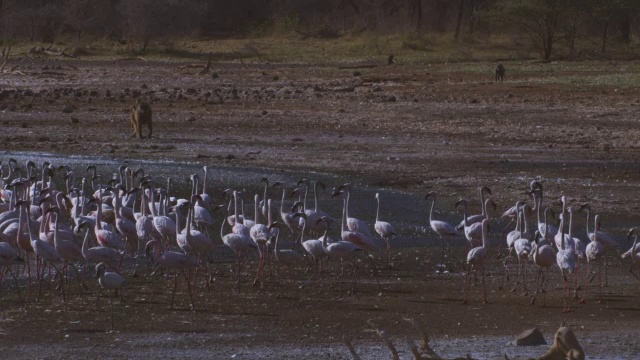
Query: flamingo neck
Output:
[[341, 198, 347, 233], [480, 190, 486, 216], [429, 197, 435, 224], [254, 195, 259, 225], [97, 199, 106, 230], [203, 168, 208, 193], [303, 184, 309, 211], [277, 189, 285, 215], [313, 182, 319, 211], [375, 197, 380, 223]]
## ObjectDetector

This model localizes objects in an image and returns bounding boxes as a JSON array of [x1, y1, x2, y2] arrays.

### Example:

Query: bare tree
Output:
[[498, 0, 572, 60]]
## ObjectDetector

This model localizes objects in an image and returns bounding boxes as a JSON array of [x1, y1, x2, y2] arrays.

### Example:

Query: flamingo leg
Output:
[[365, 251, 382, 292], [580, 261, 591, 304], [170, 273, 178, 309], [462, 265, 472, 305], [384, 237, 391, 269], [5, 268, 23, 304], [350, 259, 358, 295], [110, 290, 114, 331], [510, 258, 521, 293], [482, 265, 488, 304], [182, 269, 195, 311]]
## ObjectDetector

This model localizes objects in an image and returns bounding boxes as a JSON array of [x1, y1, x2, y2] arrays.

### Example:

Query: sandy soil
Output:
[[1, 58, 640, 359]]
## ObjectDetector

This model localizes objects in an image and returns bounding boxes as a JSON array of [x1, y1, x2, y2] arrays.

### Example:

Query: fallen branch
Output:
[[343, 336, 361, 360], [376, 329, 400, 360], [405, 318, 442, 359], [114, 56, 147, 63]]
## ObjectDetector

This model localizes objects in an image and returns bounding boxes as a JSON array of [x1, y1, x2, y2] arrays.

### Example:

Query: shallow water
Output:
[[2, 150, 636, 251]]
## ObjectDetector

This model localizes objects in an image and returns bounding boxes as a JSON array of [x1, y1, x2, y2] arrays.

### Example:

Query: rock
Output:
[[513, 328, 546, 346], [470, 98, 479, 104], [353, 71, 362, 76], [62, 105, 73, 113], [71, 118, 79, 124], [225, 154, 236, 160], [187, 116, 196, 122]]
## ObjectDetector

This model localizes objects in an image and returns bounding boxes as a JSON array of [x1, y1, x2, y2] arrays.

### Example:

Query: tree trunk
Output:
[[620, 12, 631, 44], [454, 0, 464, 42], [602, 21, 609, 53], [415, 0, 423, 33], [544, 32, 553, 60]]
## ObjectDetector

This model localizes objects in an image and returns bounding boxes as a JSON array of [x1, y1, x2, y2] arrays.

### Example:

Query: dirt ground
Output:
[[1, 58, 640, 359]]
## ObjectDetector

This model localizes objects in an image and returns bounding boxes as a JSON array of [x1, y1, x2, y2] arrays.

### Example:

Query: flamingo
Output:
[[272, 183, 299, 240], [95, 262, 126, 330], [534, 188, 557, 242], [455, 186, 492, 230], [426, 191, 459, 272], [88, 197, 125, 250], [250, 193, 270, 287], [145, 239, 197, 310], [374, 193, 396, 268], [333, 184, 373, 238], [78, 220, 121, 269], [46, 207, 85, 299], [16, 200, 63, 301], [232, 191, 250, 237], [317, 216, 362, 296], [501, 180, 541, 228], [530, 230, 556, 306], [299, 216, 329, 288], [270, 221, 304, 284], [462, 219, 490, 305], [337, 196, 382, 291], [220, 207, 257, 291], [580, 203, 619, 286], [622, 228, 640, 282], [556, 205, 577, 313], [512, 218, 532, 295], [581, 213, 613, 304]]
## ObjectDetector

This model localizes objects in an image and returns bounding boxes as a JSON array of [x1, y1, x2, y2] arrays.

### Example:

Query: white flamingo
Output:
[[318, 216, 362, 296], [220, 207, 257, 291], [455, 186, 492, 230], [530, 230, 556, 306], [556, 206, 577, 313], [426, 191, 459, 272], [622, 228, 640, 282], [462, 219, 490, 305], [374, 193, 396, 268], [95, 262, 127, 330]]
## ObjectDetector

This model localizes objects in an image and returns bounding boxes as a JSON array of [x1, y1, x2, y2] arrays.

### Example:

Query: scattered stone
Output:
[[62, 105, 73, 113], [470, 98, 479, 104], [262, 110, 268, 116], [225, 154, 236, 160], [386, 95, 397, 102], [71, 118, 79, 124], [513, 328, 546, 346], [273, 75, 279, 81], [187, 116, 196, 122], [141, 84, 148, 89], [211, 72, 219, 79], [353, 71, 362, 76], [37, 136, 50, 142]]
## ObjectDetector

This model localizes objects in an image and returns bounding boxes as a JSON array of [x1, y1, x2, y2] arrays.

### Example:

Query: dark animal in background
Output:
[[495, 63, 506, 82], [130, 99, 152, 139]]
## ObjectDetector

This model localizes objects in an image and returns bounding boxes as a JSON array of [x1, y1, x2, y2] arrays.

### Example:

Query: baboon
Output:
[[495, 63, 506, 82], [130, 99, 152, 139]]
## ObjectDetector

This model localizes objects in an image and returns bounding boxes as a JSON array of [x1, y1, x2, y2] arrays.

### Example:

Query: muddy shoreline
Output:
[[1, 59, 640, 358]]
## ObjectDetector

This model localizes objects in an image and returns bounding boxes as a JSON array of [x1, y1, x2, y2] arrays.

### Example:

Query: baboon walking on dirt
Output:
[[130, 99, 152, 139], [495, 63, 506, 82]]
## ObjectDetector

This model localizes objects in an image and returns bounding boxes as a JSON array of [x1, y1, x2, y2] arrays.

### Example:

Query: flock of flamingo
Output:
[[0, 159, 638, 324]]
